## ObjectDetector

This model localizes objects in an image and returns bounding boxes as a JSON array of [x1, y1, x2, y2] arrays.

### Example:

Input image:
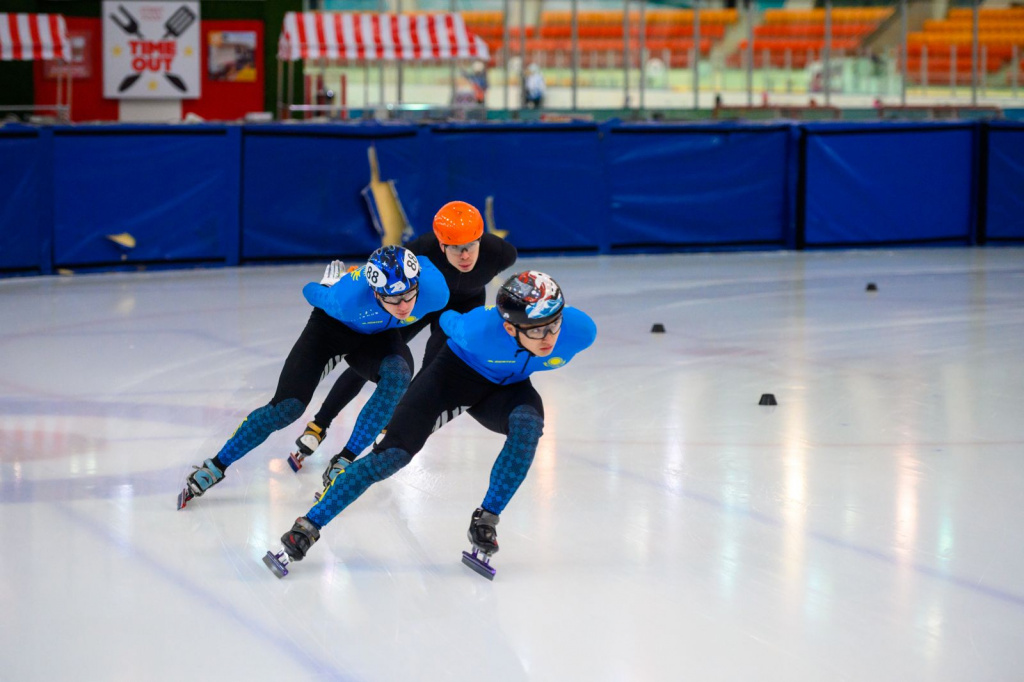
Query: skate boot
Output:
[[263, 517, 321, 578], [314, 449, 357, 502], [461, 507, 499, 580], [176, 459, 225, 510], [288, 421, 327, 472]]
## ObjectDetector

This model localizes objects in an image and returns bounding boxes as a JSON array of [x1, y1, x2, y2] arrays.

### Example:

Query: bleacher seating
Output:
[[462, 8, 737, 69], [905, 7, 1024, 84], [729, 7, 892, 69]]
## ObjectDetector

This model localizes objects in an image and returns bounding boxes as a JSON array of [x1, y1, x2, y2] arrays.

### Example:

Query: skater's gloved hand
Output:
[[320, 260, 345, 287]]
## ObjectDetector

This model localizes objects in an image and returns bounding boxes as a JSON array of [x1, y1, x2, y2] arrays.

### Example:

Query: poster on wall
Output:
[[102, 1, 201, 99], [208, 30, 257, 82]]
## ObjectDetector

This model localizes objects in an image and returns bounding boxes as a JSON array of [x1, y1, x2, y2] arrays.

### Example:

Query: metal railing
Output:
[[285, 0, 1018, 121]]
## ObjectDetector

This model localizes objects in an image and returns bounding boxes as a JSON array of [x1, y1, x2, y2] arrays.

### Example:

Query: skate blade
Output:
[[262, 550, 290, 578], [461, 550, 496, 580], [287, 453, 304, 472], [176, 487, 193, 510]]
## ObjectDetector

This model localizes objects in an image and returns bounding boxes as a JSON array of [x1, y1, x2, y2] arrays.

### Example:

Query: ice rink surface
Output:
[[2, 248, 1023, 682]]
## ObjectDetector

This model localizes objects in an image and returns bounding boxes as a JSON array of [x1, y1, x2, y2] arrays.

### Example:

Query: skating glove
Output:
[[320, 260, 345, 287]]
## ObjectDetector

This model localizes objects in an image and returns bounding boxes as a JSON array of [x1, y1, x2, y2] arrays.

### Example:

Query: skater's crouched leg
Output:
[[307, 448, 413, 528], [340, 355, 412, 458], [215, 398, 306, 467], [481, 405, 544, 516]]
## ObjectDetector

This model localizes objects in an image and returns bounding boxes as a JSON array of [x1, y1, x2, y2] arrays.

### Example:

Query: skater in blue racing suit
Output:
[[266, 270, 597, 573], [177, 245, 449, 509]]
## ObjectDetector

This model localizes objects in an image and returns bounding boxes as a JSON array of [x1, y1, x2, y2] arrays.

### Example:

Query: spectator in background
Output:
[[870, 49, 885, 77], [524, 63, 545, 109], [468, 61, 488, 106]]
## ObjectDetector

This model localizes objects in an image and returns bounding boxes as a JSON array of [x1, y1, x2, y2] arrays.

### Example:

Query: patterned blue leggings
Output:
[[307, 447, 412, 527], [482, 405, 544, 514], [215, 399, 305, 467], [306, 404, 544, 529], [341, 355, 411, 456]]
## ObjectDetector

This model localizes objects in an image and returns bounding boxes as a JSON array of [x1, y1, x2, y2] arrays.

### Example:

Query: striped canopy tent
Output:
[[0, 13, 72, 122], [278, 12, 490, 63], [0, 13, 70, 61]]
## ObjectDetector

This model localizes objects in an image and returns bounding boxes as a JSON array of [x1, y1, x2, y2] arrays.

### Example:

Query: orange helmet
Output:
[[433, 201, 484, 245]]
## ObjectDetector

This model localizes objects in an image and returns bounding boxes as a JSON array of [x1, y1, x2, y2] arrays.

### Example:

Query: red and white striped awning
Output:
[[278, 12, 489, 62], [0, 13, 70, 61]]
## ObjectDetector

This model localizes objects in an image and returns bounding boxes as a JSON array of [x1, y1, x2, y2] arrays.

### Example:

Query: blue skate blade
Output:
[[263, 551, 289, 578], [461, 551, 496, 580], [287, 453, 303, 472]]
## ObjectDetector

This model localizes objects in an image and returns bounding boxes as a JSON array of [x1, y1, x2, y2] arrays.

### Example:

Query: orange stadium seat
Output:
[[904, 7, 1024, 77], [480, 7, 736, 67], [732, 7, 892, 67]]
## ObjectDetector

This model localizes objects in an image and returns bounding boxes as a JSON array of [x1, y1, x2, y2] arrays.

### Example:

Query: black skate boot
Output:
[[288, 421, 327, 472], [461, 507, 499, 580], [263, 517, 321, 578], [176, 459, 225, 510], [314, 449, 357, 502]]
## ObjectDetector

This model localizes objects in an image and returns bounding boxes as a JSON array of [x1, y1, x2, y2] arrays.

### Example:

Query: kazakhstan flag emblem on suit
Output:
[[543, 357, 566, 368]]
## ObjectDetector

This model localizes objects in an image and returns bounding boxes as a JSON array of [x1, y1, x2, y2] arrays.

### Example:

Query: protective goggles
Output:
[[378, 288, 419, 305], [515, 315, 563, 340], [442, 240, 481, 255]]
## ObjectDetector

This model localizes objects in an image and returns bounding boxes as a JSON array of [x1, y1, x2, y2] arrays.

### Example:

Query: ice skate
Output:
[[287, 421, 327, 472], [313, 449, 356, 502], [461, 508, 499, 580], [176, 459, 225, 510], [263, 517, 320, 578]]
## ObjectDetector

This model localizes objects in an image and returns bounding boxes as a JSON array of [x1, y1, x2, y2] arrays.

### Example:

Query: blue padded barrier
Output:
[[801, 122, 976, 247], [984, 121, 1024, 241], [604, 122, 794, 249], [52, 125, 242, 267], [241, 123, 427, 260], [429, 122, 606, 252], [0, 126, 50, 273], [3, 120, 1014, 278]]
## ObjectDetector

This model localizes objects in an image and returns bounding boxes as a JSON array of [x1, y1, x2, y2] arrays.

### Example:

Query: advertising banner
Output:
[[103, 1, 200, 99]]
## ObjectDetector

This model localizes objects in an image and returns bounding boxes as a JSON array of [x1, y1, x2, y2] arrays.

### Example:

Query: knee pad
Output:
[[378, 355, 412, 391], [367, 448, 413, 482], [268, 398, 305, 428], [507, 405, 544, 447]]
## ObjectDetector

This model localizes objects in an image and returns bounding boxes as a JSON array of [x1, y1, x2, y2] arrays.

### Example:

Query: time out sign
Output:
[[103, 1, 200, 99]]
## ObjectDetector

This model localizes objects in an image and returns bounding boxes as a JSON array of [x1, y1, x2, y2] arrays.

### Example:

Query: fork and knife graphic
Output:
[[111, 4, 196, 93]]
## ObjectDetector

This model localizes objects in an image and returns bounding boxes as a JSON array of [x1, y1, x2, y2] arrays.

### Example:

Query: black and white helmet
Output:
[[496, 271, 565, 326]]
